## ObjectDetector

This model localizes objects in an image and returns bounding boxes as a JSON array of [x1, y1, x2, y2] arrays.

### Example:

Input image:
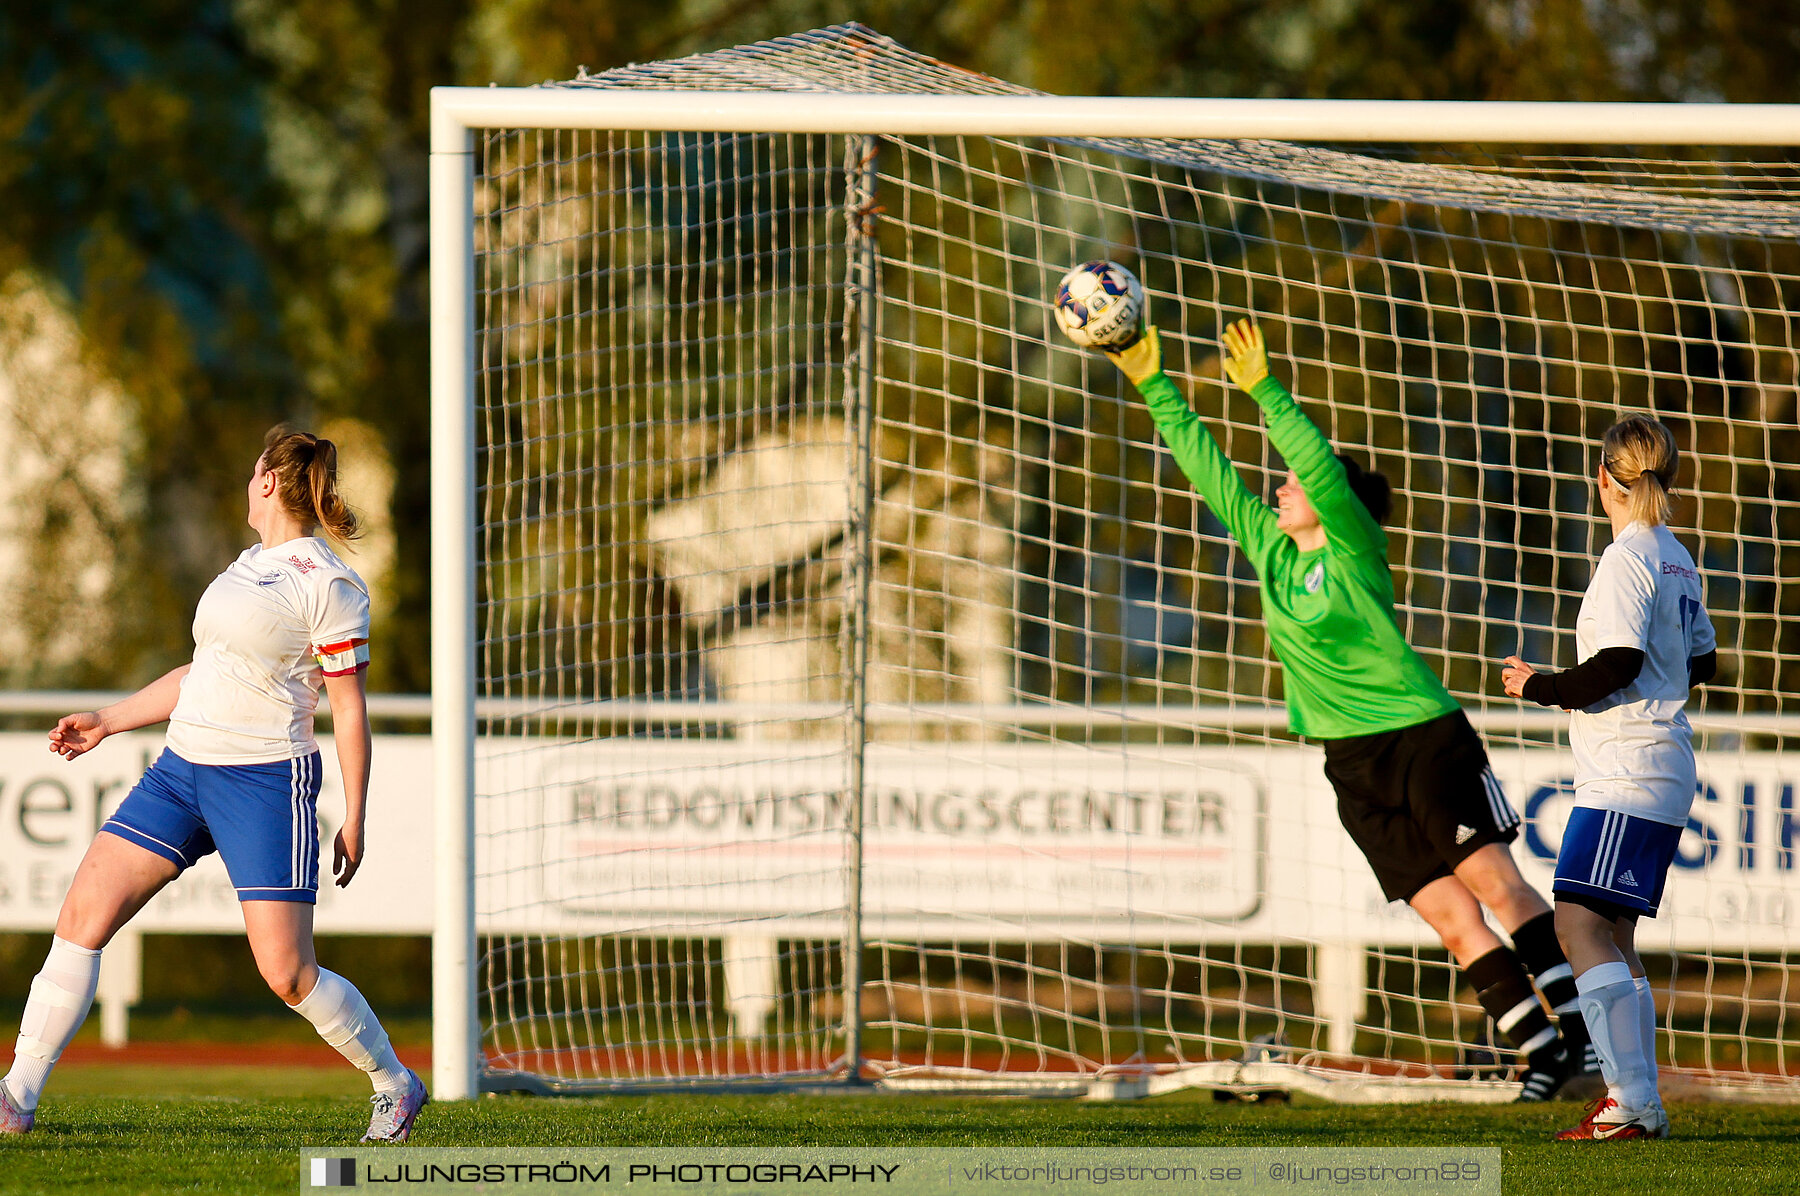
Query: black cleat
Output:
[[1515, 1046, 1572, 1103]]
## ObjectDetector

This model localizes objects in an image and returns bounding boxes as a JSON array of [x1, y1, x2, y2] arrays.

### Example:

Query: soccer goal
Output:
[[429, 24, 1800, 1102]]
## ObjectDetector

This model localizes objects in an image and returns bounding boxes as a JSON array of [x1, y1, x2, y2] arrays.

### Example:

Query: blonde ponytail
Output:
[[1601, 415, 1678, 527]]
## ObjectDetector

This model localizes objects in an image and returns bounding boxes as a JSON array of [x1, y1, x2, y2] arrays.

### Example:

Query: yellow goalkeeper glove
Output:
[[1103, 324, 1162, 386], [1220, 319, 1270, 392]]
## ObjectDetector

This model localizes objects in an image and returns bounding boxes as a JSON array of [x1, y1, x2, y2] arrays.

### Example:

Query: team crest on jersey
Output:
[[257, 571, 284, 587], [1303, 562, 1325, 593]]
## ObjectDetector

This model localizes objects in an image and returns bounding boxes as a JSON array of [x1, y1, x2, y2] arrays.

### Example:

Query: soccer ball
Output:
[[1052, 260, 1144, 349]]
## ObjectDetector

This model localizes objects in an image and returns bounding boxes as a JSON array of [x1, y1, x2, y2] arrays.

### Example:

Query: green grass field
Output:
[[4, 1061, 1799, 1196]]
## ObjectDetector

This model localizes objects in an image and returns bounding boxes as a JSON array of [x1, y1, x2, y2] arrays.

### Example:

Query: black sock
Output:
[[1466, 946, 1559, 1063], [1509, 912, 1590, 1058]]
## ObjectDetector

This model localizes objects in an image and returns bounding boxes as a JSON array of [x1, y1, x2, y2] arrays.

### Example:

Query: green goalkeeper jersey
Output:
[[1137, 369, 1459, 740]]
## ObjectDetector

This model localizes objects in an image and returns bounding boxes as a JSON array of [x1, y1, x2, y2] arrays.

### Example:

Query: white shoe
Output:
[[0, 1083, 33, 1135], [361, 1069, 429, 1143]]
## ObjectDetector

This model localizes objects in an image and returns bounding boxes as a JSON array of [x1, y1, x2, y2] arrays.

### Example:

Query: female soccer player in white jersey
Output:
[[0, 429, 427, 1144], [1502, 414, 1717, 1142]]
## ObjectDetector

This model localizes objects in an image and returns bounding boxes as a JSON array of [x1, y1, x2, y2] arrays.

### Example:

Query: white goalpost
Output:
[[429, 24, 1800, 1103]]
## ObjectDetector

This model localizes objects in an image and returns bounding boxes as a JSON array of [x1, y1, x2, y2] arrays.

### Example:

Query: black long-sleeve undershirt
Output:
[[1521, 646, 1718, 711], [1688, 648, 1717, 687], [1521, 646, 1644, 710]]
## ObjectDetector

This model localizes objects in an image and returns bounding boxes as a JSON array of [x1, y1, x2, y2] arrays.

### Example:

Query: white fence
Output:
[[3, 697, 1796, 1050], [0, 692, 437, 1044]]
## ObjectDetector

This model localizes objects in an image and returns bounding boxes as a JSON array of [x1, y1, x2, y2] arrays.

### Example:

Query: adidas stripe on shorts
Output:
[[103, 748, 323, 903], [1322, 708, 1522, 903], [1552, 805, 1683, 917]]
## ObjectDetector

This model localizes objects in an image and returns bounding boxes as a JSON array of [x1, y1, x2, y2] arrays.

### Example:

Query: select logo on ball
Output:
[[1053, 260, 1145, 348]]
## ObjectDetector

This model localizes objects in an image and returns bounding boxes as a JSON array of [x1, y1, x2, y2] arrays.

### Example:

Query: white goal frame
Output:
[[428, 88, 1800, 1102]]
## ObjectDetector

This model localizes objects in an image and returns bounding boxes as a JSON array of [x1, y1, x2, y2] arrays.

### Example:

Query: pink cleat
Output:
[[361, 1069, 428, 1144], [0, 1083, 34, 1135]]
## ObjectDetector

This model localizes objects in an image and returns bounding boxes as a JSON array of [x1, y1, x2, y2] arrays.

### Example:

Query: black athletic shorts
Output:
[[1321, 708, 1521, 903]]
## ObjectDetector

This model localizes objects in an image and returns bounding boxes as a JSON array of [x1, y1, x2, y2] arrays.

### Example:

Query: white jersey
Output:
[[1569, 521, 1716, 826], [165, 537, 371, 765]]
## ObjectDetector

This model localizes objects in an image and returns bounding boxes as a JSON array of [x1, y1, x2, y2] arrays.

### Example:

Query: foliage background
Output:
[[1, 0, 1796, 692]]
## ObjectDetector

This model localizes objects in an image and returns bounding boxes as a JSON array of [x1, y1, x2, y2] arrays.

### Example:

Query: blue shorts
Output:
[[103, 748, 322, 904], [1552, 806, 1683, 918]]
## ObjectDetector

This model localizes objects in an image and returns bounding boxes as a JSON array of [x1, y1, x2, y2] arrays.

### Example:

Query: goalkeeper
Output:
[[1108, 320, 1588, 1099]]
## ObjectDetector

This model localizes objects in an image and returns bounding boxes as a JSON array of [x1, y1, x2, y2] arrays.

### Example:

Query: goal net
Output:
[[442, 23, 1800, 1100]]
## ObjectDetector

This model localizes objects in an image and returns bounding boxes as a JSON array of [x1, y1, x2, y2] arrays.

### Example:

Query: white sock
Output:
[[290, 967, 409, 1094], [1632, 975, 1661, 1103], [4, 936, 102, 1113], [1577, 960, 1656, 1111]]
